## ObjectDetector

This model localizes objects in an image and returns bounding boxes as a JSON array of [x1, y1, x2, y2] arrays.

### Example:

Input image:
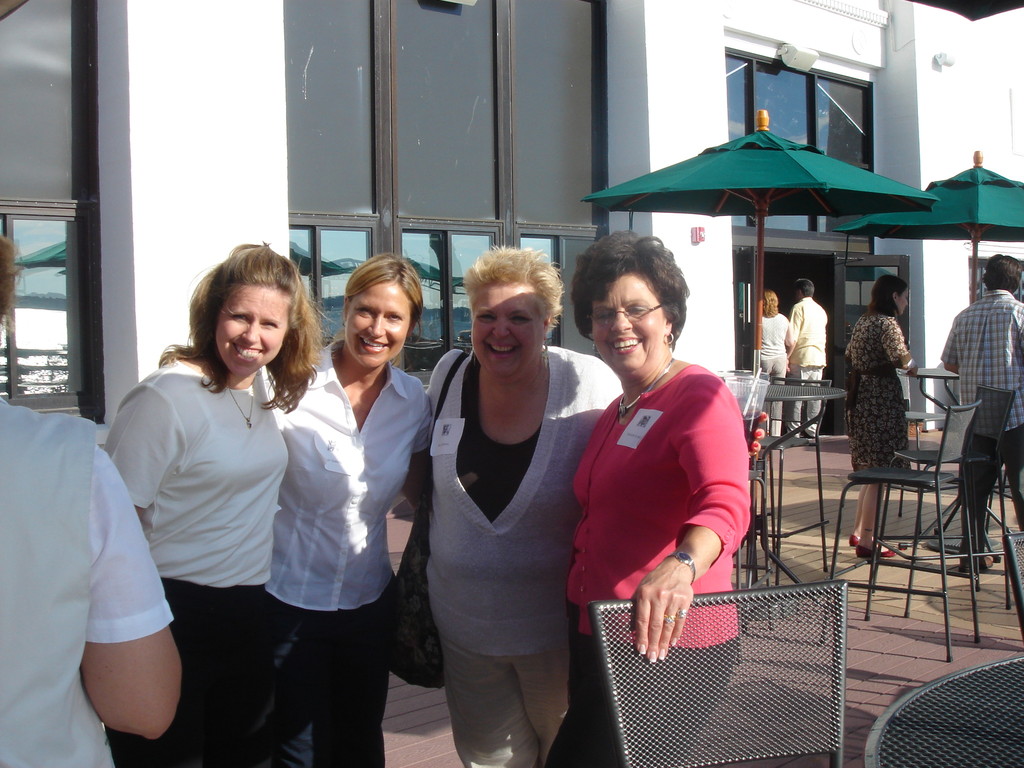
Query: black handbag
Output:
[[390, 351, 467, 688]]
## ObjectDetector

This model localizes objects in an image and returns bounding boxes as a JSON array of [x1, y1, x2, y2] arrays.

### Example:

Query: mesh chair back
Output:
[[588, 581, 847, 768], [935, 401, 981, 466], [974, 385, 1014, 443], [1002, 532, 1024, 645]]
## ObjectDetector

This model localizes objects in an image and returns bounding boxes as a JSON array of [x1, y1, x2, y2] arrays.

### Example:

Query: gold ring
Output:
[[663, 614, 675, 625]]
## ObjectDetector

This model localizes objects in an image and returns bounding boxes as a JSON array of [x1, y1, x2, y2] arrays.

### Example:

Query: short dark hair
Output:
[[571, 230, 689, 348], [983, 254, 1022, 293], [794, 278, 815, 298], [868, 274, 908, 317]]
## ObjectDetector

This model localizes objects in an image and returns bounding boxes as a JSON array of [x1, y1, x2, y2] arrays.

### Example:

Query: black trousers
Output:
[[108, 579, 274, 768], [267, 578, 396, 768]]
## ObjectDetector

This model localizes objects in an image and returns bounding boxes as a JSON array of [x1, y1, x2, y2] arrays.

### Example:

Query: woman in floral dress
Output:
[[845, 274, 914, 558]]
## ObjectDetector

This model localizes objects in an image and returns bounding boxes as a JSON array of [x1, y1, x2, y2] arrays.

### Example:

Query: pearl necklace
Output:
[[227, 387, 255, 429], [618, 359, 675, 420]]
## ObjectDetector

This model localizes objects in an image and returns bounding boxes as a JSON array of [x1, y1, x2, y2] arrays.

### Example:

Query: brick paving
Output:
[[383, 432, 1024, 767]]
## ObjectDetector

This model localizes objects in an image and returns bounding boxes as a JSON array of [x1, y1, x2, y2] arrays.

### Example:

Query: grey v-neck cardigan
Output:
[[425, 347, 620, 656]]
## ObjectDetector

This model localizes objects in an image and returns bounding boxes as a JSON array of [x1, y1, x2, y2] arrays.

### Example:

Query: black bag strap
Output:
[[418, 351, 468, 512], [433, 351, 468, 421]]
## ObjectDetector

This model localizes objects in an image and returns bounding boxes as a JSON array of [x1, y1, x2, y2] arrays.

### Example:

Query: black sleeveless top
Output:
[[456, 359, 540, 522]]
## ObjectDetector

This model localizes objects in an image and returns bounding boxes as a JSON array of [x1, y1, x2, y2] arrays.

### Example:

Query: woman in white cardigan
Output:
[[427, 248, 619, 768]]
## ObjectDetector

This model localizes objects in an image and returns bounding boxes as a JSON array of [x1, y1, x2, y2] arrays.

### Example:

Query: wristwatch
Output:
[[672, 551, 697, 582]]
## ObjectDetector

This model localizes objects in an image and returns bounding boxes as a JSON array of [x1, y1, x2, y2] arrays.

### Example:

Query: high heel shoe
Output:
[[849, 534, 861, 547], [855, 544, 896, 559]]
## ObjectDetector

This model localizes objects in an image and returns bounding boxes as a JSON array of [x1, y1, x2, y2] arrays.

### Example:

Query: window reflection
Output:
[[451, 234, 492, 352], [754, 62, 808, 144], [12, 219, 70, 396], [321, 230, 370, 340], [402, 232, 445, 373], [816, 79, 867, 167]]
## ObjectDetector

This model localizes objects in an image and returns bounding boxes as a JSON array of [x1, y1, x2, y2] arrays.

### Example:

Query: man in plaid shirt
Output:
[[942, 254, 1024, 560]]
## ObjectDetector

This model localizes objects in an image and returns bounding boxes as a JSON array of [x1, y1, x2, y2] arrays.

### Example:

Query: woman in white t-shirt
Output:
[[104, 244, 321, 767], [267, 253, 432, 768], [759, 289, 794, 433]]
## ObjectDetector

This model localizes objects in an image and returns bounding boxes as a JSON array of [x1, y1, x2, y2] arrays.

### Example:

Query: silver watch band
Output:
[[672, 551, 697, 582]]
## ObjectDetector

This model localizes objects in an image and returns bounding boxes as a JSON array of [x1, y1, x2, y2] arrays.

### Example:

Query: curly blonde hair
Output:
[[160, 244, 322, 412], [464, 247, 563, 326]]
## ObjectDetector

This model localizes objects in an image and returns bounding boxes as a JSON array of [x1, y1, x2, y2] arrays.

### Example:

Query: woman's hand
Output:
[[632, 527, 723, 662], [633, 556, 694, 662], [749, 411, 767, 456]]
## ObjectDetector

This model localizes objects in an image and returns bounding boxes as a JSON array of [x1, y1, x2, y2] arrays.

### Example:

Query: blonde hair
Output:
[[464, 247, 563, 326], [332, 253, 425, 343], [763, 289, 780, 318], [160, 243, 321, 413]]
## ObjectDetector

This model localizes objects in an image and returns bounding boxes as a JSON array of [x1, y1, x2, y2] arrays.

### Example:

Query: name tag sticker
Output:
[[431, 418, 465, 456], [617, 409, 663, 449]]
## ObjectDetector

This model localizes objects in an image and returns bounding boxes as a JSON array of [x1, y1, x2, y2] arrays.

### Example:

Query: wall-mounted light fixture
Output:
[[933, 52, 956, 67], [777, 43, 819, 72]]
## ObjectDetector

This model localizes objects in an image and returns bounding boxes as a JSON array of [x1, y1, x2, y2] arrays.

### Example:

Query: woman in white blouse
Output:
[[267, 253, 432, 767]]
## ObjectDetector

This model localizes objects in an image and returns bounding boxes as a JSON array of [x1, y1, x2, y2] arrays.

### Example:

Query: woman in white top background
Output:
[[104, 244, 321, 768], [759, 288, 794, 434], [267, 253, 432, 768]]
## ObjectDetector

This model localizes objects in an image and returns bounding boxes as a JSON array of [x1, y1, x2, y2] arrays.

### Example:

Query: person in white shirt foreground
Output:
[[0, 234, 180, 768]]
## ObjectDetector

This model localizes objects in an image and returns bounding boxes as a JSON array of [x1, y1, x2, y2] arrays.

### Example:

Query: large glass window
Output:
[[0, 0, 98, 415], [9, 220, 75, 397], [289, 226, 372, 342], [725, 52, 872, 233], [0, 0, 73, 200], [284, 2, 374, 214], [283, 0, 604, 372], [816, 79, 868, 169], [401, 230, 494, 376]]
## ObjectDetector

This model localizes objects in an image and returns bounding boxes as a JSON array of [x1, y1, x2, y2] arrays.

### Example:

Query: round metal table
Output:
[[865, 655, 1024, 768]]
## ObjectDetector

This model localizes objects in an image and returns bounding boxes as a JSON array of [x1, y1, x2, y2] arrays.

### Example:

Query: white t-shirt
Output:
[[105, 363, 288, 587], [268, 350, 432, 610], [88, 448, 173, 642]]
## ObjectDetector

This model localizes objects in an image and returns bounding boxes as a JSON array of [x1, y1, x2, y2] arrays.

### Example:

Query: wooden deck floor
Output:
[[382, 432, 1024, 767]]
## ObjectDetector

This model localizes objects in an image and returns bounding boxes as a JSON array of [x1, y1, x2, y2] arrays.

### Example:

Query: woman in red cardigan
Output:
[[546, 231, 750, 768]]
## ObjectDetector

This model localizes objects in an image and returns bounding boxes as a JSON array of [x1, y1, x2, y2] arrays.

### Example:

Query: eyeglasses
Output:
[[590, 304, 663, 327]]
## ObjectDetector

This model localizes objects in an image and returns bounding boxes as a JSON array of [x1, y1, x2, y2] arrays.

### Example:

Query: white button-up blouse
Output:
[[268, 349, 431, 611]]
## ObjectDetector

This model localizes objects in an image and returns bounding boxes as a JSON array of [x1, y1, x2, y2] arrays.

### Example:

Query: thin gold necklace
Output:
[[618, 359, 674, 420], [227, 387, 255, 429]]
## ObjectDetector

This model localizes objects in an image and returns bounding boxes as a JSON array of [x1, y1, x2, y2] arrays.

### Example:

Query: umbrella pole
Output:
[[752, 207, 766, 374], [970, 238, 979, 303]]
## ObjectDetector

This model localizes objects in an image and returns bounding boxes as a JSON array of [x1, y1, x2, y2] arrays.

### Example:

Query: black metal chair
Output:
[[762, 377, 832, 574], [829, 400, 979, 661], [1002, 531, 1024, 646], [588, 580, 847, 768], [897, 386, 1015, 607]]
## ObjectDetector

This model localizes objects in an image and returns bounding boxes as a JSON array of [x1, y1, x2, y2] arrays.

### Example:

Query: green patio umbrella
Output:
[[836, 152, 1024, 302], [582, 110, 938, 368], [907, 0, 1024, 20]]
